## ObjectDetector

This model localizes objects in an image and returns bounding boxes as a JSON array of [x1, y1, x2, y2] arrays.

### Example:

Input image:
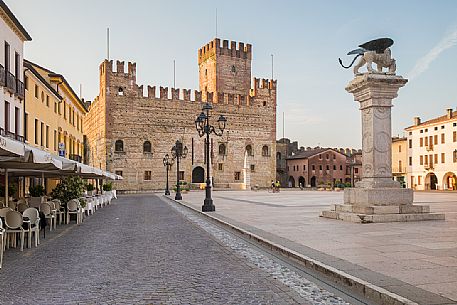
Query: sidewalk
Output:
[[178, 190, 457, 304]]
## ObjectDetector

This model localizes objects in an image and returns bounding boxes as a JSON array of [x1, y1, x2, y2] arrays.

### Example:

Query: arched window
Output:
[[246, 145, 253, 156], [219, 143, 226, 155], [118, 87, 124, 96], [115, 140, 124, 152], [262, 145, 269, 157], [276, 152, 281, 160], [143, 141, 151, 153]]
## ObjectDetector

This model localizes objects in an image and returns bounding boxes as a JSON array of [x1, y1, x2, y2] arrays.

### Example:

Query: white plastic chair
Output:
[[17, 201, 29, 213], [0, 207, 12, 218], [0, 218, 4, 268], [5, 211, 25, 251], [40, 202, 55, 231], [67, 199, 83, 224], [50, 200, 64, 225], [23, 208, 40, 248]]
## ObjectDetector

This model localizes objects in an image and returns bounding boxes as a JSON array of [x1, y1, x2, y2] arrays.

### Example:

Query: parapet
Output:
[[198, 38, 252, 64], [101, 59, 136, 78]]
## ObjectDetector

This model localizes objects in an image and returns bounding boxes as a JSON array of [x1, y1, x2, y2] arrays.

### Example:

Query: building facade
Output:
[[0, 0, 31, 140], [24, 60, 87, 162], [391, 136, 407, 187], [286, 148, 347, 188], [406, 108, 457, 190], [85, 38, 276, 191]]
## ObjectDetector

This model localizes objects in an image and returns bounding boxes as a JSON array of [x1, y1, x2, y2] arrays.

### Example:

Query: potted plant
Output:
[[51, 176, 86, 210], [86, 183, 95, 196], [102, 182, 113, 196]]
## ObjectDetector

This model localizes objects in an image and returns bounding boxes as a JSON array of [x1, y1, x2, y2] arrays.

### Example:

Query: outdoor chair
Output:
[[0, 207, 13, 219], [4, 211, 25, 251], [83, 197, 95, 216], [0, 218, 4, 268], [23, 208, 40, 248], [39, 203, 55, 231], [67, 199, 83, 224], [50, 200, 64, 225], [17, 201, 29, 213], [8, 201, 17, 210], [28, 197, 41, 208]]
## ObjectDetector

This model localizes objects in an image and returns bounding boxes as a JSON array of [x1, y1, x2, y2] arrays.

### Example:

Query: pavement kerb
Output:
[[163, 195, 419, 305]]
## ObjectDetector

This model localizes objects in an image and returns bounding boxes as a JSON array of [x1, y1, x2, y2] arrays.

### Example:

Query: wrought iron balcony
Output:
[[0, 64, 5, 87], [6, 71, 16, 93], [392, 167, 407, 174], [16, 78, 24, 100], [424, 163, 434, 170], [69, 154, 83, 162], [426, 145, 433, 152]]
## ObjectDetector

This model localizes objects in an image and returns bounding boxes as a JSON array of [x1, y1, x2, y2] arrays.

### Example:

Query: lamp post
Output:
[[195, 102, 227, 212], [171, 140, 188, 200], [163, 153, 174, 195]]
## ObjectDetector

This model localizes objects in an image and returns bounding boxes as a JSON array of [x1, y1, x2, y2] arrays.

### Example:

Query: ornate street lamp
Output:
[[195, 102, 227, 212], [163, 153, 174, 195], [171, 140, 188, 200]]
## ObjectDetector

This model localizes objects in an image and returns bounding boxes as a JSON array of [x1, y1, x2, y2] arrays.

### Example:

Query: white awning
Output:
[[0, 145, 63, 170], [0, 135, 25, 158]]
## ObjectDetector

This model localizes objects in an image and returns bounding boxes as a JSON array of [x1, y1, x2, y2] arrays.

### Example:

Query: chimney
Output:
[[414, 117, 421, 126], [446, 108, 453, 119]]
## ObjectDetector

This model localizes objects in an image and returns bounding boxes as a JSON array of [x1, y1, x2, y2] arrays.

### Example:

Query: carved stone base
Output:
[[321, 187, 445, 223]]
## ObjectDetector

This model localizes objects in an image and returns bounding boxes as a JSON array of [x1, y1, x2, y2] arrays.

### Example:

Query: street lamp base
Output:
[[165, 190, 170, 195], [175, 193, 182, 200], [202, 199, 215, 212]]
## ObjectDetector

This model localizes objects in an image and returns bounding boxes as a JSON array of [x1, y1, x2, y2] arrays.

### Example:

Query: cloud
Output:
[[408, 27, 457, 80]]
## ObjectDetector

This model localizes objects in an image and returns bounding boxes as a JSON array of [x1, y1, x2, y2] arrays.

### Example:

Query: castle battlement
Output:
[[101, 60, 137, 78], [198, 38, 252, 64], [253, 78, 277, 90]]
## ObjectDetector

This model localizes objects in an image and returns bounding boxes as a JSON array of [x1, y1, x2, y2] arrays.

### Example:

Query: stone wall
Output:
[[85, 52, 276, 191]]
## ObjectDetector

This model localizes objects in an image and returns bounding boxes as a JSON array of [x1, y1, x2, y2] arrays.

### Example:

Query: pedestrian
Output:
[[275, 181, 280, 192]]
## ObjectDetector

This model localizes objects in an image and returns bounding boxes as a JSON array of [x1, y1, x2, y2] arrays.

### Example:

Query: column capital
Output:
[[346, 73, 408, 105]]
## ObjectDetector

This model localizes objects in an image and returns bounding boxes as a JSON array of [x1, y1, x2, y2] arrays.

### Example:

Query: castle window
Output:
[[250, 164, 255, 172], [234, 171, 241, 181], [218, 163, 223, 171], [262, 145, 270, 157], [115, 170, 123, 176], [205, 69, 207, 76], [118, 87, 124, 96], [245, 145, 253, 156], [143, 141, 152, 153], [276, 152, 281, 160], [263, 101, 266, 106], [218, 143, 226, 155], [115, 140, 124, 152], [144, 171, 152, 181], [231, 65, 236, 73]]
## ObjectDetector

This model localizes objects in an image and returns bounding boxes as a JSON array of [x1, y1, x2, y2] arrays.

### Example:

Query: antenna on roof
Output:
[[107, 27, 110, 60], [271, 54, 274, 79], [79, 83, 82, 99], [173, 60, 176, 88], [215, 8, 218, 37]]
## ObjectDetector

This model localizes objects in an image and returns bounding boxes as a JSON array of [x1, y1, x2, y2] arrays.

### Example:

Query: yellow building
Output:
[[391, 136, 407, 187], [23, 60, 87, 192]]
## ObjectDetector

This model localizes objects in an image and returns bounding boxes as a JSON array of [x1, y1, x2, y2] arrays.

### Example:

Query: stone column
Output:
[[321, 73, 444, 223]]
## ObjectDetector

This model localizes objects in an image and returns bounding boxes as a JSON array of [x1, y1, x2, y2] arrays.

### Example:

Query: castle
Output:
[[84, 38, 277, 191]]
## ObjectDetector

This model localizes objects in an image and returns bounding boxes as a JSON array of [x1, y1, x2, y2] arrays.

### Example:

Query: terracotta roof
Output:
[[405, 112, 457, 130], [24, 59, 88, 113], [24, 61, 62, 100], [286, 148, 343, 160], [0, 0, 32, 41]]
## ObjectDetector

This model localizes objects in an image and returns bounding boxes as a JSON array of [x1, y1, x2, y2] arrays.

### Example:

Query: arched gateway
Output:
[[192, 166, 204, 183]]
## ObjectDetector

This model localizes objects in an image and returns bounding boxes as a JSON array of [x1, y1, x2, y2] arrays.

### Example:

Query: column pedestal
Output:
[[321, 73, 444, 223]]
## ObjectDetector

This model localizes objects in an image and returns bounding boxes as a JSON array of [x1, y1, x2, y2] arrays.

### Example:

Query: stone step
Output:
[[321, 211, 445, 223]]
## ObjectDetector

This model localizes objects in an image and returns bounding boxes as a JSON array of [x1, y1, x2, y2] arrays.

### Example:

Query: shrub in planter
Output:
[[29, 185, 45, 197], [51, 176, 85, 207], [102, 182, 113, 191], [86, 183, 95, 191], [79, 198, 87, 208], [0, 184, 17, 197]]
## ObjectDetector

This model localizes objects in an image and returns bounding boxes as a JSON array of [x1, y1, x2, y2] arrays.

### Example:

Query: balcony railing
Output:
[[69, 154, 83, 162], [6, 70, 16, 93], [392, 167, 407, 174], [426, 145, 433, 152], [424, 163, 434, 170], [0, 64, 5, 87], [16, 78, 24, 100], [1, 129, 24, 142]]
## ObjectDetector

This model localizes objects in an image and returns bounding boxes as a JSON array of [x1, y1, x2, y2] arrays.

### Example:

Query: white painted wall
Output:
[[407, 111, 457, 190], [0, 14, 26, 137]]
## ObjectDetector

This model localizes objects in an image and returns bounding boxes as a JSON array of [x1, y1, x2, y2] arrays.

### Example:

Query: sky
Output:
[[8, 0, 457, 149]]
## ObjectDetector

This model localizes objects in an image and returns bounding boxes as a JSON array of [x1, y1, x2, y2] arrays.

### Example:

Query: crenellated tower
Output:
[[198, 38, 252, 100]]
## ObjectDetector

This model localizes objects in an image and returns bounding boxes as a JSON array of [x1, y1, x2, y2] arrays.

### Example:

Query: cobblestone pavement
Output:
[[0, 194, 350, 305]]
